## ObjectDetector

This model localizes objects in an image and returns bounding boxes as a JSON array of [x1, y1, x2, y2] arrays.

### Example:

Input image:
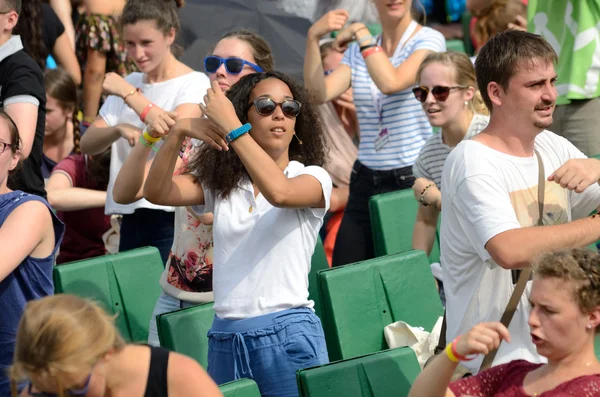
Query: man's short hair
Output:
[[2, 0, 20, 14], [475, 30, 558, 111]]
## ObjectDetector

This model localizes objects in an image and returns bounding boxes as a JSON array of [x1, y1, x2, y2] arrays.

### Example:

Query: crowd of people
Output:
[[1, 0, 600, 396]]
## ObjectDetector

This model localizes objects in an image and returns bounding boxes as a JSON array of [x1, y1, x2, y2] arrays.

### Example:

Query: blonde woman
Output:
[[410, 52, 489, 293], [10, 294, 222, 397]]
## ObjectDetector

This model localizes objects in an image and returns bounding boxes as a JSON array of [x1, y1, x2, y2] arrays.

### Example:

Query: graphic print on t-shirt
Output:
[[509, 181, 569, 227]]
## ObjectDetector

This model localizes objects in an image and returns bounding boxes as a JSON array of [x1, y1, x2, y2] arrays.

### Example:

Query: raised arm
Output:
[[334, 22, 438, 95], [200, 81, 330, 209], [49, 0, 75, 48], [303, 10, 352, 103], [46, 170, 106, 211]]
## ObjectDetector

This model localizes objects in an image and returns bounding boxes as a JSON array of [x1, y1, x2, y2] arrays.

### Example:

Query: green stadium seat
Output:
[[596, 335, 600, 360], [369, 189, 441, 263], [461, 11, 475, 56], [157, 302, 215, 368], [220, 378, 262, 397], [318, 250, 443, 362], [53, 247, 164, 342], [309, 238, 329, 320], [297, 347, 421, 397], [446, 39, 466, 53]]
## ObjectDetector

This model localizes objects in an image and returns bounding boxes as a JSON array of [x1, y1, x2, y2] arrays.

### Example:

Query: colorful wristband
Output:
[[142, 126, 161, 143], [225, 123, 252, 143], [451, 336, 473, 362], [140, 103, 154, 123], [139, 135, 159, 152], [357, 34, 374, 46], [362, 46, 383, 59], [445, 342, 460, 363]]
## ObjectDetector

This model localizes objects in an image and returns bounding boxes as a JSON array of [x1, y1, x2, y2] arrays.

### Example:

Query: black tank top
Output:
[[144, 346, 170, 397]]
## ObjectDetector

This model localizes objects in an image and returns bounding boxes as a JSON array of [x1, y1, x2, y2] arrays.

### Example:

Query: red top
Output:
[[52, 154, 110, 264], [449, 360, 600, 396]]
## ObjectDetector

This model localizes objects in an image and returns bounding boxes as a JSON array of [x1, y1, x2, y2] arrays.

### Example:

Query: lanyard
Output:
[[370, 20, 419, 127]]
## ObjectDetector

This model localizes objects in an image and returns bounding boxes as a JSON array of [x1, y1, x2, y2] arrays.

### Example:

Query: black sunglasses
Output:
[[412, 85, 469, 103], [204, 56, 263, 75], [247, 97, 302, 118]]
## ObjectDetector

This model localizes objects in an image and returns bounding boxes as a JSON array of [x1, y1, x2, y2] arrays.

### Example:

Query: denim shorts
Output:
[[147, 291, 197, 346], [207, 308, 329, 397]]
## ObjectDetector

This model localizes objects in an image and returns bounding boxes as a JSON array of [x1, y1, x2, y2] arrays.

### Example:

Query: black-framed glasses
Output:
[[412, 85, 469, 103], [247, 97, 302, 118], [26, 372, 92, 397], [204, 56, 263, 75]]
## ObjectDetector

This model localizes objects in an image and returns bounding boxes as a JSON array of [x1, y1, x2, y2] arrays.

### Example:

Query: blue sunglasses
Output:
[[204, 56, 263, 75], [27, 372, 92, 397]]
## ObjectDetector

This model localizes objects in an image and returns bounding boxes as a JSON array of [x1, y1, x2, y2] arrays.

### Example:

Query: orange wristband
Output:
[[451, 336, 473, 361], [140, 103, 154, 123], [362, 46, 382, 59]]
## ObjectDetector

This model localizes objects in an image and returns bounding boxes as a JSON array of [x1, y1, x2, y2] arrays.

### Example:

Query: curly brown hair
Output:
[[187, 71, 327, 199], [535, 248, 600, 333]]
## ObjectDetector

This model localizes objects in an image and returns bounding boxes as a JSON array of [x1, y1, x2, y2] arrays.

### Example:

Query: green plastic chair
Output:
[[297, 347, 421, 397], [461, 11, 475, 56], [309, 238, 329, 320], [369, 189, 441, 263], [220, 378, 262, 397], [157, 302, 215, 368], [318, 250, 443, 362], [53, 247, 164, 342]]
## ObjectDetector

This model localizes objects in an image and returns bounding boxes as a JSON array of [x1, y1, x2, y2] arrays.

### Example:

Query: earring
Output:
[[587, 324, 593, 330], [294, 134, 303, 145], [464, 101, 469, 106]]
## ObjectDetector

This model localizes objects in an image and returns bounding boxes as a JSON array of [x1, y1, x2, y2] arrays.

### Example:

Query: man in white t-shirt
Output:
[[440, 30, 600, 373]]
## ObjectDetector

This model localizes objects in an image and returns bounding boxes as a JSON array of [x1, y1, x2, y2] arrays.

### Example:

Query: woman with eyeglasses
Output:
[[112, 29, 273, 347], [144, 71, 331, 397], [410, 52, 488, 297], [0, 110, 64, 397], [10, 294, 223, 397], [79, 0, 209, 266], [304, 3, 446, 267]]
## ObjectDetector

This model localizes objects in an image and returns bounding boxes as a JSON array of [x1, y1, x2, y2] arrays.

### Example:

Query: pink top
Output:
[[449, 360, 600, 396]]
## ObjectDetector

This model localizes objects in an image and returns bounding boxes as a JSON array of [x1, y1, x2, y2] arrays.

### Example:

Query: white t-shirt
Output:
[[413, 113, 489, 187], [193, 161, 332, 319], [440, 130, 600, 373], [100, 71, 210, 215]]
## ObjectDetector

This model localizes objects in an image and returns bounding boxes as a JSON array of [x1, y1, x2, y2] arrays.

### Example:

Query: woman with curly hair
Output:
[[144, 71, 331, 397]]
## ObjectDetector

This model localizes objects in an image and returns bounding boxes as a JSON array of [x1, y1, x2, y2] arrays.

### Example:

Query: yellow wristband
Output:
[[445, 342, 460, 363], [142, 127, 161, 143]]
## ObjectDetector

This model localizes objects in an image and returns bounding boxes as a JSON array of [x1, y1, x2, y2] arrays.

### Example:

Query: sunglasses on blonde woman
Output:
[[26, 372, 92, 397], [412, 85, 469, 103]]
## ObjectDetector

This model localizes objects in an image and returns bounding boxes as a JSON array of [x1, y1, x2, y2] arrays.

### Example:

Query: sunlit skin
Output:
[[210, 38, 259, 92], [122, 20, 175, 76]]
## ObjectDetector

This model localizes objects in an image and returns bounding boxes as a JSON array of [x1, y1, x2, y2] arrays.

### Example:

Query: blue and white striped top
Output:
[[341, 27, 446, 170]]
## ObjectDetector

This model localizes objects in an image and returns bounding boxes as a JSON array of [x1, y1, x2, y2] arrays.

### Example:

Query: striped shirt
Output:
[[413, 113, 489, 187], [341, 26, 446, 170]]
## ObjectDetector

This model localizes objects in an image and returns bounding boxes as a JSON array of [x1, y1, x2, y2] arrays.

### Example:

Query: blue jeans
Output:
[[147, 291, 197, 346], [119, 208, 175, 265], [208, 308, 329, 397]]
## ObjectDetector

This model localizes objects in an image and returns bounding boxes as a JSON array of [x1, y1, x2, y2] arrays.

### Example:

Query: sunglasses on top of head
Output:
[[247, 97, 302, 118], [412, 85, 469, 103], [204, 56, 263, 75]]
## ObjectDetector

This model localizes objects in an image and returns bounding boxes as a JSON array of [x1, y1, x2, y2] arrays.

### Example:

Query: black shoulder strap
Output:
[[144, 346, 170, 397]]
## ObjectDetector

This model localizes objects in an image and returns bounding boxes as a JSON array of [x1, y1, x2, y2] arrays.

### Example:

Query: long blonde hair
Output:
[[10, 295, 125, 397], [416, 51, 489, 116]]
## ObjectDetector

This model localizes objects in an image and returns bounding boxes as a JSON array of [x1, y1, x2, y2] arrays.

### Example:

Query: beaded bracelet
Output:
[[419, 183, 435, 206]]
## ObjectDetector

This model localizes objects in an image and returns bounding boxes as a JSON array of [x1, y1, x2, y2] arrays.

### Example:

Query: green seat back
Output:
[[220, 378, 262, 396], [297, 347, 421, 397], [446, 39, 466, 53], [309, 238, 329, 320], [53, 247, 164, 342], [596, 335, 600, 360], [157, 302, 215, 368], [318, 250, 442, 361], [461, 11, 475, 56], [369, 189, 440, 263]]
